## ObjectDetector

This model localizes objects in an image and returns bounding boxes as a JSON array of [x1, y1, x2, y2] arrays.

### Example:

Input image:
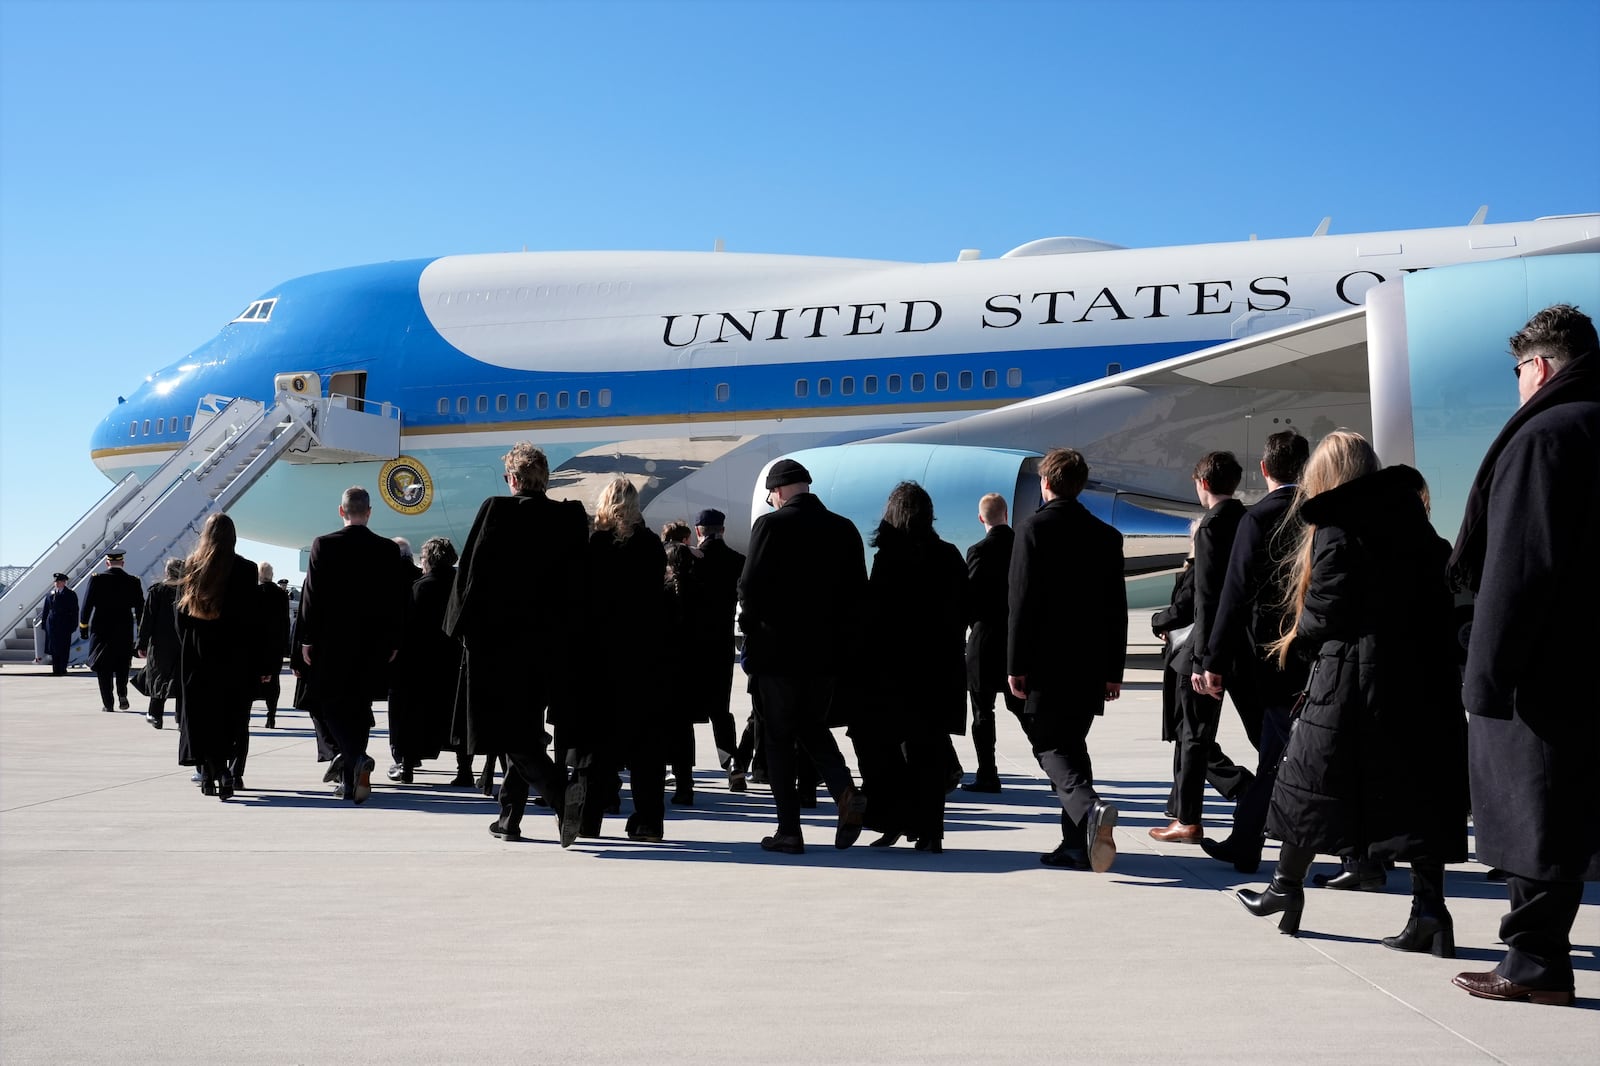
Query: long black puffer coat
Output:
[[1266, 466, 1466, 864]]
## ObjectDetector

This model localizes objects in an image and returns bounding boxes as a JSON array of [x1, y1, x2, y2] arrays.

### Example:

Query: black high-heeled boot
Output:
[[1382, 910, 1455, 957], [1236, 877, 1305, 935], [1236, 841, 1313, 936], [1385, 862, 1454, 957]]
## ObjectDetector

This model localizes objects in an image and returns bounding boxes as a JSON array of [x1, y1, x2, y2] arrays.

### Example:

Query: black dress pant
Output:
[[96, 663, 130, 709], [322, 704, 374, 795], [308, 708, 340, 764], [735, 713, 763, 776], [756, 674, 855, 838], [498, 746, 568, 833], [701, 657, 740, 768], [1013, 685, 1102, 846], [1496, 875, 1583, 990], [1171, 682, 1252, 825], [1220, 695, 1295, 854], [968, 686, 1022, 778], [1223, 667, 1265, 753], [623, 730, 667, 836], [669, 721, 697, 785], [229, 703, 252, 779]]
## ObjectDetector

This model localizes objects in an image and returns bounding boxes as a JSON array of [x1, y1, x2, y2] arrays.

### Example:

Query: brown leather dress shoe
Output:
[[1148, 819, 1203, 844], [1451, 971, 1573, 1006]]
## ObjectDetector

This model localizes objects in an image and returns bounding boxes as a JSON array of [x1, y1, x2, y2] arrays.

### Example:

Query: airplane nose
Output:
[[91, 409, 121, 479]]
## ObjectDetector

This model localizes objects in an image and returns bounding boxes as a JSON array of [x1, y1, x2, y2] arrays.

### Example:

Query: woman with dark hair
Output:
[[176, 513, 267, 801], [858, 481, 968, 852], [1236, 431, 1466, 954], [136, 557, 185, 731], [568, 477, 669, 841], [389, 536, 467, 785]]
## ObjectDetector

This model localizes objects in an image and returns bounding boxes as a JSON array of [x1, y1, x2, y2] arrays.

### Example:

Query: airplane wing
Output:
[[874, 305, 1374, 504]]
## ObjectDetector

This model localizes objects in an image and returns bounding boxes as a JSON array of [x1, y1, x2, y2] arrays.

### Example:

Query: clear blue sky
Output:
[[3, 0, 1597, 580]]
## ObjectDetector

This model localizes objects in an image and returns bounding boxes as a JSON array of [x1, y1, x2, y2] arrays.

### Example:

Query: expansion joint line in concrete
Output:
[[1132, 838, 1516, 1065], [0, 738, 311, 814]]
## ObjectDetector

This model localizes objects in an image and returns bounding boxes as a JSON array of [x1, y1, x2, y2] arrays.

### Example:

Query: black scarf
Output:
[[1447, 352, 1600, 591]]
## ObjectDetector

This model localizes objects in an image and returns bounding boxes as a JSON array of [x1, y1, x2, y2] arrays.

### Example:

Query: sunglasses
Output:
[[1513, 355, 1544, 379]]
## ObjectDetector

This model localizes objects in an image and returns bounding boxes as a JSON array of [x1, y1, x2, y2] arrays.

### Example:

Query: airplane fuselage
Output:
[[88, 216, 1598, 556]]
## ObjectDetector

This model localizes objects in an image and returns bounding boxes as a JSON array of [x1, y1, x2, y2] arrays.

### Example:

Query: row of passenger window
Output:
[[794, 367, 1022, 399], [133, 365, 1036, 439], [129, 415, 194, 438], [436, 388, 614, 416]]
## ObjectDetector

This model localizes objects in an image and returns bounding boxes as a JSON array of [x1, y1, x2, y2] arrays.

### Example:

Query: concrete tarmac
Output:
[[1, 651, 1595, 1064]]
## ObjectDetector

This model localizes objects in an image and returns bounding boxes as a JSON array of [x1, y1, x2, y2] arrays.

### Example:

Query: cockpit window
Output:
[[231, 298, 278, 323]]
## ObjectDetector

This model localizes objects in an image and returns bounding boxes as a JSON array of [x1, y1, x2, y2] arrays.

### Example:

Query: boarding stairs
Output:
[[0, 388, 400, 665]]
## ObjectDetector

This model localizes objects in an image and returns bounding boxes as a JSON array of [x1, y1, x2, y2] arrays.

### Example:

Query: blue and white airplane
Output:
[[87, 212, 1599, 584]]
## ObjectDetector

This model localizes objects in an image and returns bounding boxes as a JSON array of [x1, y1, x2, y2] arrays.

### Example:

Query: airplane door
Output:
[[637, 347, 751, 531], [328, 371, 367, 409]]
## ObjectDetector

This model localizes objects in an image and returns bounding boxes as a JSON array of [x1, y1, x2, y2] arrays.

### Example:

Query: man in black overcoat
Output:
[[257, 562, 291, 729], [40, 573, 79, 676], [1199, 431, 1309, 873], [692, 509, 746, 789], [1007, 447, 1127, 872], [136, 558, 185, 730], [295, 487, 405, 805], [737, 458, 869, 854], [444, 443, 588, 844], [1153, 451, 1254, 844], [79, 549, 144, 712], [1449, 304, 1600, 1007], [961, 492, 1018, 794]]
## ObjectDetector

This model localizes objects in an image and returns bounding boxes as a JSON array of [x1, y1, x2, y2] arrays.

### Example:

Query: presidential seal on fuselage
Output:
[[380, 456, 434, 515]]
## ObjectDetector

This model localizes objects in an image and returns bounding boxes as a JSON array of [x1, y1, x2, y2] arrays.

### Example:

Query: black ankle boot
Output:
[[1312, 856, 1386, 891], [1236, 876, 1305, 936], [1382, 910, 1455, 958], [1201, 835, 1262, 874]]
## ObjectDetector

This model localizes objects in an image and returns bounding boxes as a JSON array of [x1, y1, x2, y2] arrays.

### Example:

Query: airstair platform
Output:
[[0, 388, 400, 664]]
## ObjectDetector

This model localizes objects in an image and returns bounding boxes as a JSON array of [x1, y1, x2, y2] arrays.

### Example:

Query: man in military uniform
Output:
[[79, 550, 145, 712], [39, 573, 79, 676]]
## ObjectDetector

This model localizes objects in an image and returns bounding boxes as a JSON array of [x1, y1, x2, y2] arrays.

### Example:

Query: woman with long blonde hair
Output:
[[175, 513, 268, 801], [1237, 431, 1466, 954], [569, 477, 669, 841]]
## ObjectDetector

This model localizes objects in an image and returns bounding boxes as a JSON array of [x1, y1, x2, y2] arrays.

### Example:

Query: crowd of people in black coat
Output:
[[59, 304, 1599, 1010]]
